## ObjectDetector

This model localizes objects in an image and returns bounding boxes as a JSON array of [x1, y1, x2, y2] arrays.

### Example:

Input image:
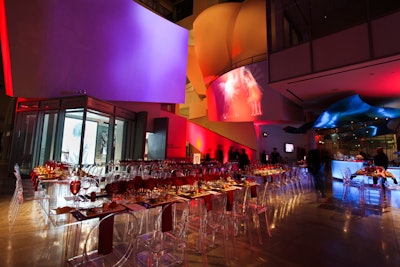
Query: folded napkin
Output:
[[203, 194, 213, 211]]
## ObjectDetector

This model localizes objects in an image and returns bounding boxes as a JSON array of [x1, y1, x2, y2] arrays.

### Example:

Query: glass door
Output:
[[86, 111, 111, 165], [61, 109, 84, 165], [11, 111, 38, 174], [61, 109, 112, 166]]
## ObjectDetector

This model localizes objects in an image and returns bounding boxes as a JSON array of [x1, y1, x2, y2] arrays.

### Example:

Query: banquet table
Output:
[[30, 165, 262, 264]]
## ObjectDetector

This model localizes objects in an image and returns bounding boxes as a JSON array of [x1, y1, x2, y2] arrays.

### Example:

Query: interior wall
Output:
[[110, 101, 162, 133], [187, 120, 257, 163], [258, 124, 308, 163], [189, 117, 257, 150], [159, 110, 187, 159], [147, 117, 168, 160]]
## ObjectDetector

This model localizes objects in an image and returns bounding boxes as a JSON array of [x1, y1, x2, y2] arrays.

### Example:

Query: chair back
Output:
[[164, 199, 190, 239], [231, 186, 251, 215], [82, 211, 141, 267], [8, 165, 23, 229], [188, 197, 207, 229], [254, 183, 269, 208], [207, 191, 227, 229], [341, 167, 352, 184]]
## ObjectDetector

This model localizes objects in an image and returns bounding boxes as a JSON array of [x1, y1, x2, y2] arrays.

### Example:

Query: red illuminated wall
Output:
[[186, 121, 256, 162]]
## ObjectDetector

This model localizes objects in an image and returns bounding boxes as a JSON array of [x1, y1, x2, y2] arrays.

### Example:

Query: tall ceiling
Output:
[[269, 54, 400, 114], [182, 0, 400, 123]]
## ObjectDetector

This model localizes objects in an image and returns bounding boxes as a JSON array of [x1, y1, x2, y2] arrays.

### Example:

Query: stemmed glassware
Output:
[[81, 177, 92, 202], [70, 178, 81, 210]]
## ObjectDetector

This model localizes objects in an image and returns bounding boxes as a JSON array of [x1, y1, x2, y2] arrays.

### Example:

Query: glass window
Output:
[[61, 110, 112, 166], [61, 110, 84, 165], [114, 118, 126, 162], [86, 111, 111, 165], [38, 112, 58, 165]]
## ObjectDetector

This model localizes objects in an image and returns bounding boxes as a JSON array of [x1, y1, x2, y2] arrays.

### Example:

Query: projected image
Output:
[[207, 66, 264, 122]]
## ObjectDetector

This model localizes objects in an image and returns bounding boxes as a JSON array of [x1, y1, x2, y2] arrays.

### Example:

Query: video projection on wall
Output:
[[207, 62, 266, 122]]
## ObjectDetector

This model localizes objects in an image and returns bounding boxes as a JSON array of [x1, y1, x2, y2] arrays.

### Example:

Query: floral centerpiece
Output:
[[355, 165, 395, 178]]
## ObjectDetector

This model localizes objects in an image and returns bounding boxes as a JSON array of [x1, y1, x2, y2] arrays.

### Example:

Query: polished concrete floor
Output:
[[1, 161, 400, 267]]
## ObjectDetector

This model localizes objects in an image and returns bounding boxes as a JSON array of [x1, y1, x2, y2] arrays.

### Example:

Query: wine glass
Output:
[[81, 177, 92, 202], [70, 179, 81, 209]]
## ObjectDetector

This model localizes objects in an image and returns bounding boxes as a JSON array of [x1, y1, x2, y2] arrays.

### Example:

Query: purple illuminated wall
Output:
[[2, 0, 188, 103]]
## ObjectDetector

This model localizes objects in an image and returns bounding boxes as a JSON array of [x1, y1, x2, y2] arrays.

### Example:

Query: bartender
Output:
[[374, 147, 388, 169], [358, 149, 368, 160], [373, 147, 398, 190]]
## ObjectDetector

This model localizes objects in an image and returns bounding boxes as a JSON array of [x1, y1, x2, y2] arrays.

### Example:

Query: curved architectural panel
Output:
[[1, 0, 188, 103], [193, 3, 241, 85], [231, 0, 267, 64], [192, 0, 266, 85]]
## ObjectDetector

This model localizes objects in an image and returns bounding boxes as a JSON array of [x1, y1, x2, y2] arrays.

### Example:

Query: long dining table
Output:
[[30, 169, 262, 265]]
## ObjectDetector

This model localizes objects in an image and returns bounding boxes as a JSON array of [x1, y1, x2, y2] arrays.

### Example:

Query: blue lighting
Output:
[[314, 95, 400, 129]]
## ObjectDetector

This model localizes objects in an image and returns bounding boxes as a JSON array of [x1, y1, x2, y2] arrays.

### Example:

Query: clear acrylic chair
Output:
[[249, 183, 271, 245], [186, 197, 208, 256], [205, 191, 227, 249], [137, 199, 189, 267], [291, 166, 304, 194], [8, 164, 23, 230], [270, 172, 287, 201], [341, 167, 365, 213], [224, 186, 253, 259], [80, 211, 141, 267], [364, 176, 386, 209]]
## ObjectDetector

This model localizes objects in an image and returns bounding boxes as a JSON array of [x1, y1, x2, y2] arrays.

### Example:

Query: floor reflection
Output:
[[1, 163, 400, 267]]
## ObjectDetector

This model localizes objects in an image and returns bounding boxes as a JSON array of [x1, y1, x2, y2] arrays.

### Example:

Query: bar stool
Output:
[[364, 176, 386, 209]]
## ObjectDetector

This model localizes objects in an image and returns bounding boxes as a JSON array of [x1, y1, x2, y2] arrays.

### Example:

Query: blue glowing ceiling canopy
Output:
[[313, 95, 400, 129]]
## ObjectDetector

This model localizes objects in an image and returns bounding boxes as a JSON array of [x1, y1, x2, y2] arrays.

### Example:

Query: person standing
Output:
[[373, 147, 394, 191], [260, 150, 267, 164], [358, 149, 368, 160], [238, 148, 250, 170], [374, 147, 388, 169], [270, 147, 280, 164], [306, 148, 328, 199], [228, 146, 235, 161], [205, 149, 212, 162], [233, 148, 241, 162], [215, 144, 224, 163]]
